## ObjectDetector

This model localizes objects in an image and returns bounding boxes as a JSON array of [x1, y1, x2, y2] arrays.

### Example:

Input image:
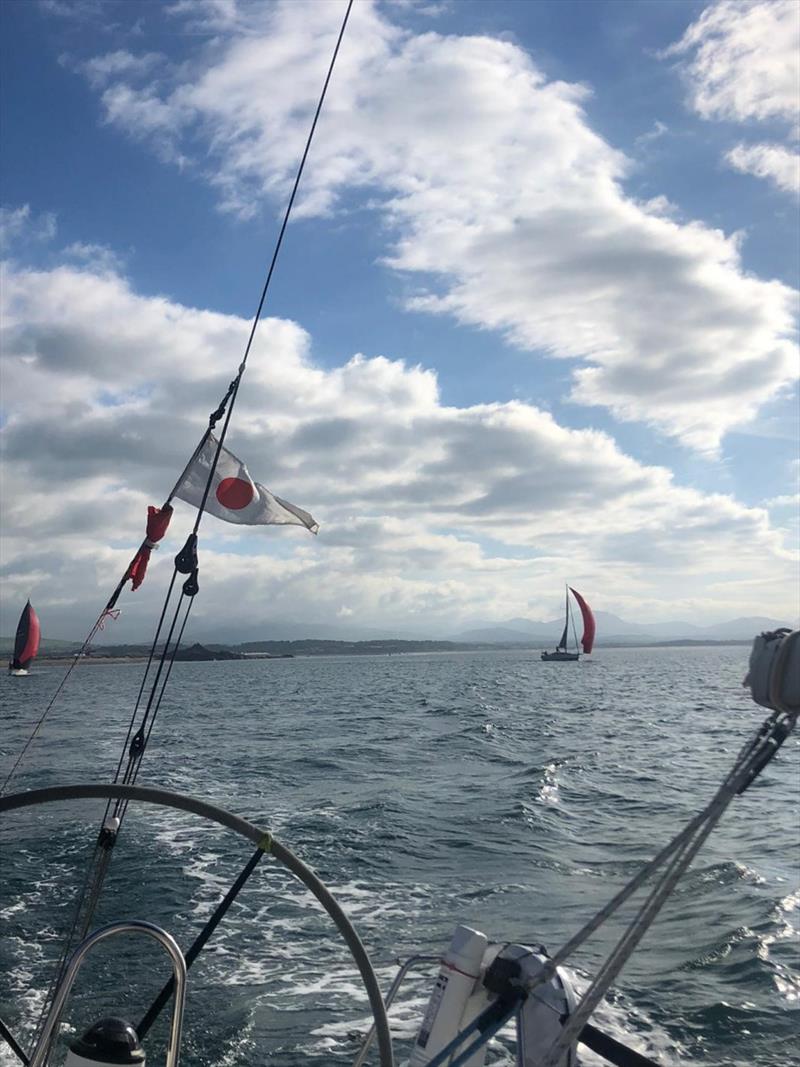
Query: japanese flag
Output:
[[176, 435, 319, 533]]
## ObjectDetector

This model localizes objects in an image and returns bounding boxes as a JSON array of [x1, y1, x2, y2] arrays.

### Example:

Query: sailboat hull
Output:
[[541, 650, 579, 661], [8, 668, 30, 676]]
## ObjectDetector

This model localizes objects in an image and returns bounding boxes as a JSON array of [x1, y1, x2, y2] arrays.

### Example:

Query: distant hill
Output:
[[0, 637, 78, 655], [26, 638, 541, 660], [235, 638, 497, 656], [172, 642, 244, 662], [451, 613, 793, 646], [453, 627, 538, 644], [21, 633, 779, 662], [1, 614, 793, 657]]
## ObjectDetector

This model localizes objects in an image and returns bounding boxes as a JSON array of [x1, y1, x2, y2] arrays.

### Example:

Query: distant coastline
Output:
[[4, 613, 790, 664], [27, 636, 757, 667]]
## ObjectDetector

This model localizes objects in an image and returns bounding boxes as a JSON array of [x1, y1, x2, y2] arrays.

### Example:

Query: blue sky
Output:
[[1, 0, 798, 641]]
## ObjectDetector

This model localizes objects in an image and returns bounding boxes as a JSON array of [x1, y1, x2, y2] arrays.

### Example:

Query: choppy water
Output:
[[0, 646, 798, 1066]]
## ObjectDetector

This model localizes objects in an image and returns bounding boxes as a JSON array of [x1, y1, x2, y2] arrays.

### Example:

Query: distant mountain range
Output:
[[189, 611, 796, 646], [4, 613, 793, 654], [451, 612, 793, 645]]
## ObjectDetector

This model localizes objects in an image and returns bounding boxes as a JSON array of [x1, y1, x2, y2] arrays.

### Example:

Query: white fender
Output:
[[409, 925, 488, 1066], [452, 943, 504, 1067]]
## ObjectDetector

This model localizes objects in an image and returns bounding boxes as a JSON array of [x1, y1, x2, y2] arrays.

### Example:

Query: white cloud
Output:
[[634, 120, 669, 148], [0, 204, 57, 253], [726, 142, 800, 196], [1, 252, 796, 638], [665, 1, 800, 197], [164, 0, 247, 34], [62, 240, 127, 274], [99, 83, 190, 166], [765, 493, 800, 508], [68, 0, 798, 454], [665, 0, 800, 125], [81, 49, 162, 89]]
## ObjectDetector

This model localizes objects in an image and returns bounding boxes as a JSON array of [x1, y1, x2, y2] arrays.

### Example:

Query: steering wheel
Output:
[[0, 783, 394, 1066]]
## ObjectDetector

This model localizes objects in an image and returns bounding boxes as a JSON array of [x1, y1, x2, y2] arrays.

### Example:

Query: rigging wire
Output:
[[0, 432, 207, 799], [105, 570, 182, 801], [188, 0, 355, 526], [136, 845, 265, 1040], [537, 703, 798, 1066], [1, 609, 115, 796], [13, 3, 355, 1060], [30, 590, 196, 1049]]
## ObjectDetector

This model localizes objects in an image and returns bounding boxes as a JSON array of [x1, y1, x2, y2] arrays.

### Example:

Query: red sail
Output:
[[127, 504, 174, 591], [569, 587, 595, 654], [12, 601, 41, 669]]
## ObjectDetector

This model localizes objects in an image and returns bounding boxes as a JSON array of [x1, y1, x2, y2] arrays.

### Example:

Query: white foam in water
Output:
[[757, 887, 800, 1003], [537, 760, 562, 805], [578, 979, 689, 1066], [132, 845, 680, 1064], [1, 647, 796, 1066], [209, 1018, 256, 1067]]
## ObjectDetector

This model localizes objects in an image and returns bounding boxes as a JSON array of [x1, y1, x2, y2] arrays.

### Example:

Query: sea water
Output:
[[0, 646, 798, 1066]]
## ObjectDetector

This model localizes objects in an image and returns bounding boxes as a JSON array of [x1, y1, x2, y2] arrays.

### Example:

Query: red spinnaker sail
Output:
[[12, 601, 40, 670], [569, 587, 595, 654]]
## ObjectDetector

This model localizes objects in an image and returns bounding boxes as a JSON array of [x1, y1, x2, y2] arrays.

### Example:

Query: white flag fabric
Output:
[[176, 435, 319, 533]]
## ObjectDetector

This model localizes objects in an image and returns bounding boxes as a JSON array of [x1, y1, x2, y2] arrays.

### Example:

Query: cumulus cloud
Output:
[[66, 0, 798, 453], [666, 0, 800, 197], [665, 0, 799, 125], [1, 251, 795, 638], [726, 142, 800, 196], [765, 493, 800, 508]]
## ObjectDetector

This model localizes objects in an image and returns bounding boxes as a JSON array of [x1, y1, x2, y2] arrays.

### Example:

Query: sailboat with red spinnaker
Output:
[[8, 600, 41, 676], [541, 586, 595, 661]]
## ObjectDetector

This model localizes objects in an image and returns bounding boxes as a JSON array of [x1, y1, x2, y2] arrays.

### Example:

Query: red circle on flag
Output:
[[216, 477, 254, 510]]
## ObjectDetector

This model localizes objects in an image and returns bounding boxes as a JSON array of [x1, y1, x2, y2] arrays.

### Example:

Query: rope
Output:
[[0, 1017, 29, 1066], [136, 845, 265, 1039], [580, 1023, 661, 1067], [21, 6, 355, 1059], [1, 0, 352, 799], [0, 783, 395, 1067], [33, 581, 190, 1043], [127, 598, 196, 792], [105, 571, 181, 798], [188, 0, 354, 531], [1, 609, 114, 796], [536, 705, 797, 1066], [0, 427, 208, 799], [428, 996, 522, 1067]]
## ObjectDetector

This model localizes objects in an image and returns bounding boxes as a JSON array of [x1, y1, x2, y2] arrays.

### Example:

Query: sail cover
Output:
[[569, 588, 595, 654], [12, 601, 40, 670]]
